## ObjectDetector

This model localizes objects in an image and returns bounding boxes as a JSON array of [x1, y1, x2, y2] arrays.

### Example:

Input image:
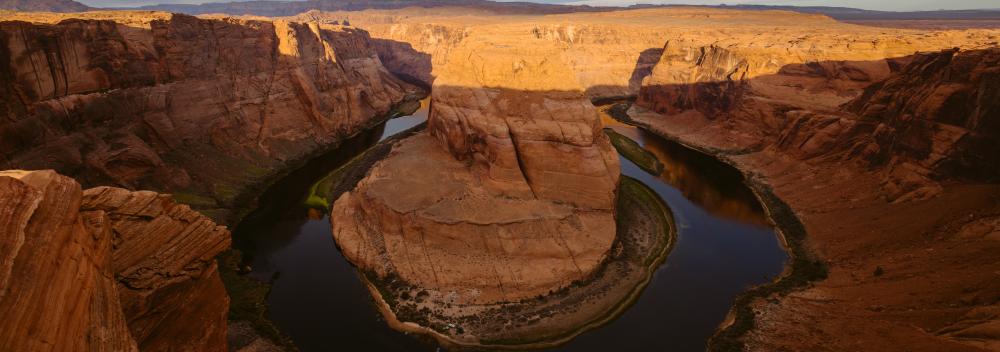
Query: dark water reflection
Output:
[[543, 114, 786, 351], [233, 100, 787, 352], [602, 116, 771, 227], [233, 99, 435, 352]]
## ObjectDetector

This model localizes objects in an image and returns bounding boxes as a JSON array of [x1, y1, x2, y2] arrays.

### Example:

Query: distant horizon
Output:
[[77, 0, 1000, 12]]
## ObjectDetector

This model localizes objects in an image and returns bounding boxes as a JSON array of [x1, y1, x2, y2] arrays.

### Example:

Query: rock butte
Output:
[[319, 6, 1000, 350], [0, 3, 997, 352], [331, 32, 621, 304]]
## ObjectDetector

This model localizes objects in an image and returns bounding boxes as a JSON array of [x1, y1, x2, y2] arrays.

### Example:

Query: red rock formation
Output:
[[81, 186, 231, 351], [0, 170, 137, 351], [846, 48, 1000, 188], [630, 43, 1000, 351], [637, 40, 751, 117], [332, 26, 620, 305], [288, 7, 997, 100], [0, 169, 231, 351], [0, 12, 418, 222]]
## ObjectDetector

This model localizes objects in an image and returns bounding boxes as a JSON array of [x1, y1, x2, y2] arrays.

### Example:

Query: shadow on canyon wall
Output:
[[0, 14, 419, 224], [355, 32, 1000, 217], [370, 37, 435, 89], [626, 47, 665, 94], [630, 49, 1000, 186], [371, 33, 1000, 187], [368, 38, 663, 99]]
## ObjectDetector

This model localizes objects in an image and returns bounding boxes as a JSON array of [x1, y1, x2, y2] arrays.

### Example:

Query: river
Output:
[[231, 99, 788, 351]]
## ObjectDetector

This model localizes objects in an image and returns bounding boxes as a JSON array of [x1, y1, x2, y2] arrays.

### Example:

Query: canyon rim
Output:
[[1, 1, 1000, 351]]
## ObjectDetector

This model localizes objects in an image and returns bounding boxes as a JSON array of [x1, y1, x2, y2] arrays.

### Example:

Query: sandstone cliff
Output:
[[628, 40, 1000, 350], [287, 7, 998, 99], [332, 18, 621, 305], [0, 169, 231, 351], [846, 49, 1000, 194], [0, 12, 418, 223], [634, 43, 1000, 202], [318, 7, 1000, 348]]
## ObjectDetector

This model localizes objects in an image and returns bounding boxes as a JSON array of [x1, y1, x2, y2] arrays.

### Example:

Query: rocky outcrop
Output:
[[0, 169, 231, 351], [629, 41, 1000, 351], [845, 48, 1000, 196], [0, 0, 88, 12], [0, 12, 418, 223], [81, 186, 231, 351], [637, 40, 751, 117], [634, 45, 1000, 202], [0, 170, 137, 352], [332, 24, 620, 305]]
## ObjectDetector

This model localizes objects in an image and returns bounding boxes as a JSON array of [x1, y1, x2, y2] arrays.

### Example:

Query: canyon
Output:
[[0, 9, 418, 352], [1, 2, 999, 351], [0, 11, 419, 224]]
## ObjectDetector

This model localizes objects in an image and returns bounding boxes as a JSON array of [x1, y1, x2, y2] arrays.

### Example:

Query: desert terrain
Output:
[[1, 1, 999, 351]]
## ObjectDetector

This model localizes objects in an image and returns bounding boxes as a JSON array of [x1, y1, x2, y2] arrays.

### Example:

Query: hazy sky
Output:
[[77, 0, 1000, 11]]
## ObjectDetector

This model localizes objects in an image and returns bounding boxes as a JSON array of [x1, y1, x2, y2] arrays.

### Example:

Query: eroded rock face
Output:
[[0, 12, 417, 222], [287, 7, 997, 98], [332, 29, 619, 305], [628, 43, 1000, 351], [0, 170, 137, 352], [81, 186, 231, 351], [623, 21, 997, 202], [846, 48, 1000, 191], [637, 40, 751, 117], [0, 170, 231, 352], [333, 134, 616, 304]]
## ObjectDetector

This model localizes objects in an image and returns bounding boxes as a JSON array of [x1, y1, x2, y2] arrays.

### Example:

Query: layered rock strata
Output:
[[321, 7, 1000, 349], [845, 49, 1000, 196], [634, 44, 1000, 202], [287, 7, 998, 97], [332, 31, 620, 306], [0, 169, 230, 351], [628, 46, 1000, 351], [0, 11, 418, 223]]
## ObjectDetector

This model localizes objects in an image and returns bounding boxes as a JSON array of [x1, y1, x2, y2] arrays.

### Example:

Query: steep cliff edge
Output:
[[630, 43, 1000, 351], [329, 17, 622, 345], [845, 49, 1000, 196], [287, 7, 998, 98], [0, 12, 419, 223], [333, 30, 620, 306], [314, 7, 1000, 349], [0, 169, 231, 351]]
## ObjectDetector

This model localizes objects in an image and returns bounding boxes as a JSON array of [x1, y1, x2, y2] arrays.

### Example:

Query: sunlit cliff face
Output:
[[331, 27, 624, 305], [288, 7, 999, 98]]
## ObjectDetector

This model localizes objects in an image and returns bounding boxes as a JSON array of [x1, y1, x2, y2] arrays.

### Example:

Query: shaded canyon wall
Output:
[[0, 11, 418, 223]]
